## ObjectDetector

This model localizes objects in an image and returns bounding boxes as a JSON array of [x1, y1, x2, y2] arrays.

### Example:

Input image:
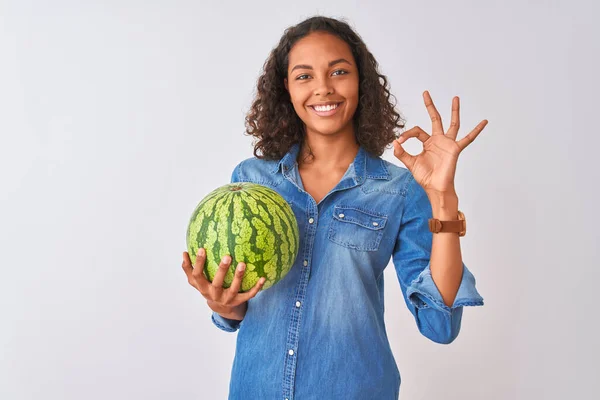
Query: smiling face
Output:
[[284, 31, 360, 140]]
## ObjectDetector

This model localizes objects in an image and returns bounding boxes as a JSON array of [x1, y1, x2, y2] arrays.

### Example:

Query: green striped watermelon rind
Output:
[[186, 182, 299, 293]]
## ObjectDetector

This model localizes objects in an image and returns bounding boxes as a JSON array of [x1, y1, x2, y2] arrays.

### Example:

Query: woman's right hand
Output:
[[182, 248, 266, 317]]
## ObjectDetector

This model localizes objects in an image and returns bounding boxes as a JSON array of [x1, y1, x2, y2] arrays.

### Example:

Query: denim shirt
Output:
[[211, 142, 484, 400]]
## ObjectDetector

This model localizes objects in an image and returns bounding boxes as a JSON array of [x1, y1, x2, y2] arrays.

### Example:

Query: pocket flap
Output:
[[332, 205, 387, 230]]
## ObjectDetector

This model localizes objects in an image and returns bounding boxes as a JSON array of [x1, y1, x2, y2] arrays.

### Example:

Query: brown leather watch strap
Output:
[[428, 219, 464, 233], [428, 210, 466, 236]]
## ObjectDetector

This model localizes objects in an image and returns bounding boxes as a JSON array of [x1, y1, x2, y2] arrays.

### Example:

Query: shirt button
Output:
[[303, 260, 308, 266], [296, 301, 301, 307], [308, 217, 314, 224], [372, 222, 379, 226], [339, 213, 345, 218], [289, 349, 294, 356]]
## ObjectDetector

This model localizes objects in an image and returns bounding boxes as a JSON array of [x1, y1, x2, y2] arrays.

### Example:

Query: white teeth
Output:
[[313, 103, 339, 112]]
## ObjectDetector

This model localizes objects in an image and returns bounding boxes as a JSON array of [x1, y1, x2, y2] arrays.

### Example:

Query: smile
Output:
[[308, 102, 343, 117]]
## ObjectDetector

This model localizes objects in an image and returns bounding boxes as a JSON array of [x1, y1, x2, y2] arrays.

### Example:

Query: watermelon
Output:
[[186, 182, 300, 293]]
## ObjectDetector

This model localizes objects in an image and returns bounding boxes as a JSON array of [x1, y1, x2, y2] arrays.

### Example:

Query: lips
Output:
[[308, 101, 343, 117]]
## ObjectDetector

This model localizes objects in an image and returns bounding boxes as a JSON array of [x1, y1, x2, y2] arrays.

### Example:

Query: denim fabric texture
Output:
[[211, 142, 484, 400]]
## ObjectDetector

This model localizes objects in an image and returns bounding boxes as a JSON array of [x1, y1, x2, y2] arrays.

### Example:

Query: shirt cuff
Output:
[[406, 263, 484, 315], [211, 311, 242, 332]]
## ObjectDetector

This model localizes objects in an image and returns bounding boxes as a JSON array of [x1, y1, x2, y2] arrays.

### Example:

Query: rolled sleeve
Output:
[[406, 262, 484, 315], [211, 311, 242, 333], [392, 172, 484, 344]]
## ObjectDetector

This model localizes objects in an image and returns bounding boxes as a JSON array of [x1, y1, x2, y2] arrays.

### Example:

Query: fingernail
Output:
[[237, 263, 245, 271], [199, 248, 205, 256], [222, 255, 230, 263]]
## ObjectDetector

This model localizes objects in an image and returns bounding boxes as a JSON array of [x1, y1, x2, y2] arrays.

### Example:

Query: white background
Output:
[[1, 0, 598, 399]]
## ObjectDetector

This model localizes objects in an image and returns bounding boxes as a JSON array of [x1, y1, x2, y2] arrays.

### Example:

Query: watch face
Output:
[[458, 210, 466, 235]]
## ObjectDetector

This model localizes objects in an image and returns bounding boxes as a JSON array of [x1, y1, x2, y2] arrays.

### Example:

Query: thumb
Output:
[[393, 139, 415, 170]]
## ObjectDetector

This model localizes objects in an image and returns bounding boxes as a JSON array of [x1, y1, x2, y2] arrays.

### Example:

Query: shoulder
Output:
[[381, 159, 411, 183], [232, 156, 282, 185], [362, 157, 415, 197], [379, 159, 430, 213]]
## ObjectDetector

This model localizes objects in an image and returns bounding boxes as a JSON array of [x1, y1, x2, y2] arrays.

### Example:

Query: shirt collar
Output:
[[270, 142, 390, 182]]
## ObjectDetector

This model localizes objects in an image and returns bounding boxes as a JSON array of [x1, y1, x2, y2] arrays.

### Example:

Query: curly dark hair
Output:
[[244, 15, 406, 161]]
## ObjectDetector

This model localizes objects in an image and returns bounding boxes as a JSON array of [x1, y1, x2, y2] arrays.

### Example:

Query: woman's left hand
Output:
[[393, 91, 488, 196]]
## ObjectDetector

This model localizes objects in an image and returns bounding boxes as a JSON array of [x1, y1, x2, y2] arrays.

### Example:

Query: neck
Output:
[[297, 133, 360, 171]]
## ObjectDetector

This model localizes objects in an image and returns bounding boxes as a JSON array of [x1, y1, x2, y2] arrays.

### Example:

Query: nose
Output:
[[314, 77, 334, 96]]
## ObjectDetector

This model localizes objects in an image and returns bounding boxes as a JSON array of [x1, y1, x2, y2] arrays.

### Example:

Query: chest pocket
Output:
[[327, 205, 388, 251]]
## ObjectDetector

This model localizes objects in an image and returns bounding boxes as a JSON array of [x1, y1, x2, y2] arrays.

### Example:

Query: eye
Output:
[[295, 70, 349, 81]]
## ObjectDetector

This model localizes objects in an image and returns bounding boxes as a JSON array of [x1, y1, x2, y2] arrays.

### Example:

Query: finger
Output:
[[446, 96, 460, 140], [456, 120, 488, 151], [398, 126, 430, 143], [211, 254, 233, 289], [235, 276, 267, 303], [190, 248, 210, 293], [423, 90, 444, 135], [182, 251, 194, 279], [393, 139, 416, 170], [226, 262, 247, 298]]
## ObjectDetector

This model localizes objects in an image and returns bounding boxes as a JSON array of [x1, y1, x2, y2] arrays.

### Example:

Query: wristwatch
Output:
[[428, 210, 466, 237]]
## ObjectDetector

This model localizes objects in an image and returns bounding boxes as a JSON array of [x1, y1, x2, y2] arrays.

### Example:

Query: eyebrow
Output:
[[290, 58, 352, 73]]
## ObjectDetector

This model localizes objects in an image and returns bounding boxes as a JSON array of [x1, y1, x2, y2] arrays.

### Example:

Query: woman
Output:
[[182, 15, 487, 399]]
